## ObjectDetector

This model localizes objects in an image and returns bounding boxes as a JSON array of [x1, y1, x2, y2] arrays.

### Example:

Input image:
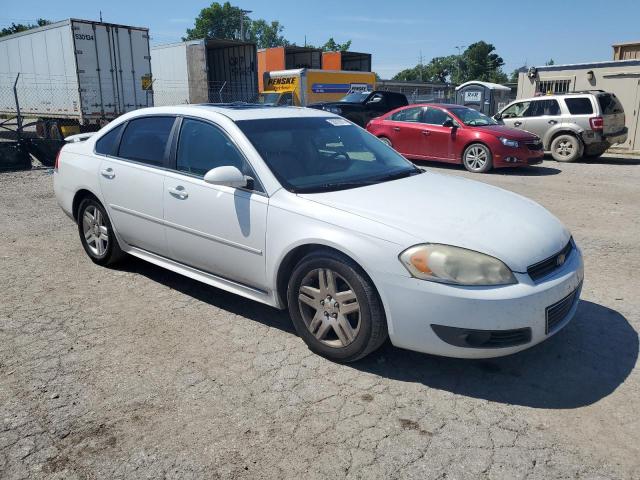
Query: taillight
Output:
[[590, 116, 604, 131], [54, 148, 62, 171]]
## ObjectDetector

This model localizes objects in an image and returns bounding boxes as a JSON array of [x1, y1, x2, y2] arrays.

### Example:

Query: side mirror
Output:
[[494, 112, 503, 120], [203, 166, 247, 188], [367, 96, 382, 104], [442, 118, 456, 128]]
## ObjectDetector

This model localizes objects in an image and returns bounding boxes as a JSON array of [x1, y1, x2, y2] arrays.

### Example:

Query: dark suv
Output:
[[308, 91, 408, 127]]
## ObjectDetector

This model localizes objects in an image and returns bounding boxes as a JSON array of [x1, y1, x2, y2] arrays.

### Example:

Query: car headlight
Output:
[[399, 244, 517, 286], [500, 137, 519, 148]]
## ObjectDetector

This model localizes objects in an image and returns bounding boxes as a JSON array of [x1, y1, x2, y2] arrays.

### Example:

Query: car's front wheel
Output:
[[77, 197, 123, 266], [463, 143, 493, 173], [287, 250, 388, 362]]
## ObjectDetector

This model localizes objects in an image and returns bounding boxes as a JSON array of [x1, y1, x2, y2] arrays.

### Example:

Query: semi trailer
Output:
[[0, 18, 153, 139]]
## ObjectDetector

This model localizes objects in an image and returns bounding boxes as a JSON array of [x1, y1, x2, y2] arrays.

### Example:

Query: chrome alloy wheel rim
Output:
[[82, 206, 109, 256], [298, 268, 361, 348], [465, 146, 488, 170], [380, 137, 392, 147], [555, 139, 574, 157]]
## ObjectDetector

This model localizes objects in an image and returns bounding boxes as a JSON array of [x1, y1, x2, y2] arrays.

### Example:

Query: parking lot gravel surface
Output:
[[1, 157, 639, 479]]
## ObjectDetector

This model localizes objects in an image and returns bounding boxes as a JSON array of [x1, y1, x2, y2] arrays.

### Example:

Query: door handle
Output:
[[548, 120, 558, 125], [514, 121, 522, 127], [100, 168, 115, 179], [393, 127, 401, 131], [421, 130, 431, 136], [168, 186, 188, 200]]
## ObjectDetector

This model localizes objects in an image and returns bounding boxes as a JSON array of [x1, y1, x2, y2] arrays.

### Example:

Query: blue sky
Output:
[[4, 0, 640, 78]]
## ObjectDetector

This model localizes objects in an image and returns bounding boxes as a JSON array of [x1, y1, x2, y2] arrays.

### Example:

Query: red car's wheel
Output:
[[463, 143, 493, 173]]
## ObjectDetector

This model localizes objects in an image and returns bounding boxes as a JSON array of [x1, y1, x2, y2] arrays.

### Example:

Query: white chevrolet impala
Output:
[[54, 105, 584, 362]]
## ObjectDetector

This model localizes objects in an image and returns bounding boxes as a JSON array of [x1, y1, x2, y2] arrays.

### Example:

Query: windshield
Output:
[[236, 117, 421, 193], [448, 107, 498, 126], [339, 92, 370, 103]]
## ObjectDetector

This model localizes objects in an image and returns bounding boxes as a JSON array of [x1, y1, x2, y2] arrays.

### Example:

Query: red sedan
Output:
[[366, 104, 544, 173]]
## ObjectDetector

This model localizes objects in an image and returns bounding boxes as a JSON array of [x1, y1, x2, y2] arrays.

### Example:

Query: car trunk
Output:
[[598, 93, 626, 135]]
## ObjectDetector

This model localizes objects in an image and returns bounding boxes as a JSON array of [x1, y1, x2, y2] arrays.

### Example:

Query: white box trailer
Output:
[[0, 18, 152, 137], [151, 38, 258, 106]]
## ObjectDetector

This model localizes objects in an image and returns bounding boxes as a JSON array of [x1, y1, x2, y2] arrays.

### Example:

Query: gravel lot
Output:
[[1, 157, 639, 479]]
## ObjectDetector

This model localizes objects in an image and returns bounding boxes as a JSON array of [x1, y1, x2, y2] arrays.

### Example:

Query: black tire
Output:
[[77, 197, 124, 266], [550, 134, 583, 162], [462, 143, 493, 173], [287, 250, 388, 362]]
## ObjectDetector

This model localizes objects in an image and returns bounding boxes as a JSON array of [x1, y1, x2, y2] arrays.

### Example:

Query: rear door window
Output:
[[390, 107, 423, 122], [564, 98, 594, 115], [525, 99, 560, 117], [118, 116, 176, 167], [598, 94, 624, 114]]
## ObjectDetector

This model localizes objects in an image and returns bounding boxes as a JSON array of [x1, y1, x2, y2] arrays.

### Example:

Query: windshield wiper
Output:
[[294, 181, 376, 193], [373, 169, 423, 183]]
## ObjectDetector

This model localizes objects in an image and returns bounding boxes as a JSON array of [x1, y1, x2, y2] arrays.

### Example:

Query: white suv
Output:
[[496, 92, 627, 162], [54, 105, 583, 362]]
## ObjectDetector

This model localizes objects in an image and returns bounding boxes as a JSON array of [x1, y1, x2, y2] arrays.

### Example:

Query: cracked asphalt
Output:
[[1, 157, 639, 479]]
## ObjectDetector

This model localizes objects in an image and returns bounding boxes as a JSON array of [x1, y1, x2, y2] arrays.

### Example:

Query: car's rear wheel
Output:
[[77, 198, 123, 266], [550, 134, 582, 162], [287, 250, 387, 362], [379, 136, 393, 147], [463, 143, 493, 173]]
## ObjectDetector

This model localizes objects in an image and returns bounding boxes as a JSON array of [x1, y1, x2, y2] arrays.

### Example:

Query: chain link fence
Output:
[[376, 80, 457, 104]]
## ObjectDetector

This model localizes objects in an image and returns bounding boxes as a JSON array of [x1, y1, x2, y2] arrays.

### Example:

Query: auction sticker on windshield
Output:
[[326, 118, 351, 126]]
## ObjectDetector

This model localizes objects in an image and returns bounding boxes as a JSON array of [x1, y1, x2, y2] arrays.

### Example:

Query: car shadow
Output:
[[115, 258, 637, 409], [413, 160, 562, 176], [575, 155, 640, 166], [352, 300, 638, 409]]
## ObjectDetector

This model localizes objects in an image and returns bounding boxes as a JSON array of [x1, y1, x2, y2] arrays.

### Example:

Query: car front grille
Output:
[[545, 283, 581, 334], [525, 141, 543, 151], [527, 240, 573, 282]]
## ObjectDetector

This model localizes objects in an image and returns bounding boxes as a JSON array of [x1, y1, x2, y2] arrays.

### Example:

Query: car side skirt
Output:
[[125, 246, 279, 309]]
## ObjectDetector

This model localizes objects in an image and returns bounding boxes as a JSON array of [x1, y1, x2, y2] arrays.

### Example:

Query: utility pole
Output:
[[454, 45, 466, 84], [239, 9, 252, 40], [418, 50, 424, 82], [99, 10, 103, 22]]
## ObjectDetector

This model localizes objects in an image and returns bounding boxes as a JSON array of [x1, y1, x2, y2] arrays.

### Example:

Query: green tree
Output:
[[321, 38, 351, 52], [0, 18, 50, 38], [458, 41, 507, 83], [184, 2, 250, 41], [545, 58, 555, 66], [393, 41, 509, 84], [249, 19, 288, 48]]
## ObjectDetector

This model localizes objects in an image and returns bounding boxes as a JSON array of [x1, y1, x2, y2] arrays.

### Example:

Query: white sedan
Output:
[[54, 105, 584, 362]]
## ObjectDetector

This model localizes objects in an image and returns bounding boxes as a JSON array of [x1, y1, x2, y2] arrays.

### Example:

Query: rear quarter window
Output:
[[598, 94, 624, 114], [95, 124, 124, 155], [564, 98, 593, 115]]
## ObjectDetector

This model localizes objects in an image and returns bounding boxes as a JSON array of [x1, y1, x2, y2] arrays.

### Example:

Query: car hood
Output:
[[478, 124, 540, 141], [298, 172, 570, 272]]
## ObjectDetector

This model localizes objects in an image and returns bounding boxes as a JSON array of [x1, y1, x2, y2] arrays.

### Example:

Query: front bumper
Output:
[[493, 143, 544, 167], [374, 246, 584, 358]]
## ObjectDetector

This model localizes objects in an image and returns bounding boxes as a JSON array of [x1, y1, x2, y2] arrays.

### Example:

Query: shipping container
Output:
[[151, 39, 258, 106], [257, 46, 323, 91], [0, 18, 152, 136]]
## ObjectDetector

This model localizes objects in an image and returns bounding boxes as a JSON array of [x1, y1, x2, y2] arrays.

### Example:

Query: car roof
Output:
[[118, 104, 335, 122]]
